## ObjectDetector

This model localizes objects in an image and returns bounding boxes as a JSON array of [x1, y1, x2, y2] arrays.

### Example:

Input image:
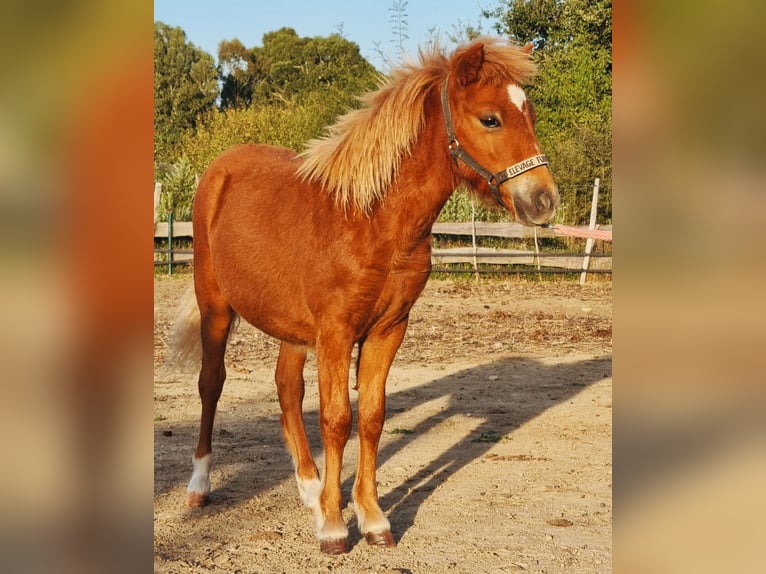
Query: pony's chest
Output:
[[368, 263, 431, 331], [349, 235, 433, 335]]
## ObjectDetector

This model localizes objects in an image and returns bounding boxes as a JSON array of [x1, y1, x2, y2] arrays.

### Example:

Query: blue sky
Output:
[[154, 0, 499, 68]]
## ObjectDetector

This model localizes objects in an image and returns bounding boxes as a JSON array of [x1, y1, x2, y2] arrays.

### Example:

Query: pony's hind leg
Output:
[[187, 297, 236, 507], [353, 320, 408, 548], [275, 343, 321, 510]]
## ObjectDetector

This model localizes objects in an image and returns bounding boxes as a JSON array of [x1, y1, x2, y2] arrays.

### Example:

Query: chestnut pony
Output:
[[175, 38, 558, 554]]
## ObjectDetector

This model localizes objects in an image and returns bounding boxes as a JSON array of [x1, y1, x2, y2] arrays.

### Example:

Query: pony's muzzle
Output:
[[532, 185, 559, 218], [510, 180, 560, 226]]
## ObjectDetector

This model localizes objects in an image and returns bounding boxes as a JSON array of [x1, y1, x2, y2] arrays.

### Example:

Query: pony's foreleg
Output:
[[187, 303, 235, 507], [353, 320, 408, 548], [314, 331, 354, 554], [275, 343, 321, 510]]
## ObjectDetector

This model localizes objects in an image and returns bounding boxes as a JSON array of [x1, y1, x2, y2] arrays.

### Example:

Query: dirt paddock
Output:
[[154, 275, 612, 573]]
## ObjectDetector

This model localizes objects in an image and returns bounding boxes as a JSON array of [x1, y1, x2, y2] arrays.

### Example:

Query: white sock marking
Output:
[[187, 453, 212, 496], [317, 520, 349, 541], [296, 475, 322, 510], [353, 498, 392, 535]]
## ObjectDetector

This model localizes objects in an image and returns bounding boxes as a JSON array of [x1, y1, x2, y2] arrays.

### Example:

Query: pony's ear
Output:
[[454, 42, 485, 86], [522, 42, 534, 54]]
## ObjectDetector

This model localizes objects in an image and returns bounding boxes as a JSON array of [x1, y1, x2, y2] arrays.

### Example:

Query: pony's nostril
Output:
[[535, 189, 554, 213]]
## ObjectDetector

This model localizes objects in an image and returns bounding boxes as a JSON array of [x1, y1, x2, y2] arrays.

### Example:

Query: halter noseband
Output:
[[440, 76, 549, 209]]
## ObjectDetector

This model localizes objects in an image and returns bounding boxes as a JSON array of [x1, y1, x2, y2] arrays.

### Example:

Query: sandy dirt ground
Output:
[[154, 275, 612, 573]]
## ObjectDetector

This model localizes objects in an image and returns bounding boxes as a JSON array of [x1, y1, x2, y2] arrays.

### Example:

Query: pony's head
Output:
[[444, 39, 559, 225], [298, 37, 559, 222]]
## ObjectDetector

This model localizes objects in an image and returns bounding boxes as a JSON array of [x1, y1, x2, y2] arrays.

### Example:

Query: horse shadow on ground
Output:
[[154, 353, 611, 549]]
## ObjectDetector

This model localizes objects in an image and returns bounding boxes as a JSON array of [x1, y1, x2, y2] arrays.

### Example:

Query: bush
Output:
[[438, 186, 510, 223], [156, 155, 196, 222]]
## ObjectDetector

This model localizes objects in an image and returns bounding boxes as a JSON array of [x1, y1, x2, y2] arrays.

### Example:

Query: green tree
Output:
[[486, 0, 563, 51], [155, 26, 382, 220], [218, 38, 256, 109], [154, 21, 219, 161], [259, 28, 379, 102]]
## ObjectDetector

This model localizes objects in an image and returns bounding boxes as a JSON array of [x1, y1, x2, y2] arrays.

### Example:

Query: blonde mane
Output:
[[297, 38, 537, 214]]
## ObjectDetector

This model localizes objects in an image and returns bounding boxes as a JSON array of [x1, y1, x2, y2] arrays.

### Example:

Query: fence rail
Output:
[[154, 220, 612, 276]]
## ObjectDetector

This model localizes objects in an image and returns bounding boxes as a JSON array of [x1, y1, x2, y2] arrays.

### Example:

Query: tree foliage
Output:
[[156, 155, 196, 222], [154, 25, 379, 165], [154, 25, 379, 216], [177, 90, 359, 176], [489, 0, 564, 51], [218, 38, 255, 109], [218, 28, 379, 108], [153, 22, 218, 162]]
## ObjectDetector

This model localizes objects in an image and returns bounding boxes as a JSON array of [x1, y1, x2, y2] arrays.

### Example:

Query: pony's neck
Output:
[[374, 87, 458, 242]]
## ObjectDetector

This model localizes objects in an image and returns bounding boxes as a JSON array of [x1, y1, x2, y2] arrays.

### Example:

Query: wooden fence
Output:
[[154, 219, 612, 277]]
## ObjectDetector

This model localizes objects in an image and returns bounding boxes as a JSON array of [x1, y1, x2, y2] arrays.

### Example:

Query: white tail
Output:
[[165, 285, 204, 372], [162, 284, 241, 377]]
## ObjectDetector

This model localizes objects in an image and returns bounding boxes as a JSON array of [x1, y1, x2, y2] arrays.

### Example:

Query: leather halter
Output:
[[440, 76, 549, 209]]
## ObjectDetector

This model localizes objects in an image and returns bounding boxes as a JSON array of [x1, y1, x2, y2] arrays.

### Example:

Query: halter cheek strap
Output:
[[440, 76, 549, 209]]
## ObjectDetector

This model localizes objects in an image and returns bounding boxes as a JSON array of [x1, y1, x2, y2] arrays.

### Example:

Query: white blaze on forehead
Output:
[[507, 84, 527, 111]]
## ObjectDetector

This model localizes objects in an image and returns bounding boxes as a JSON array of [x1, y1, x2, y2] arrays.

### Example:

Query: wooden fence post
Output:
[[580, 178, 600, 285], [470, 201, 479, 279], [167, 209, 174, 276], [154, 182, 162, 228]]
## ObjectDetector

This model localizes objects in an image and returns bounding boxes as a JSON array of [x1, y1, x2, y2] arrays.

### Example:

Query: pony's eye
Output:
[[479, 116, 501, 129]]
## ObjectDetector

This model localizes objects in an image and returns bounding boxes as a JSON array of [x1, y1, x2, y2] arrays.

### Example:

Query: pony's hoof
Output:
[[319, 538, 349, 555], [365, 530, 396, 548], [186, 492, 209, 507]]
